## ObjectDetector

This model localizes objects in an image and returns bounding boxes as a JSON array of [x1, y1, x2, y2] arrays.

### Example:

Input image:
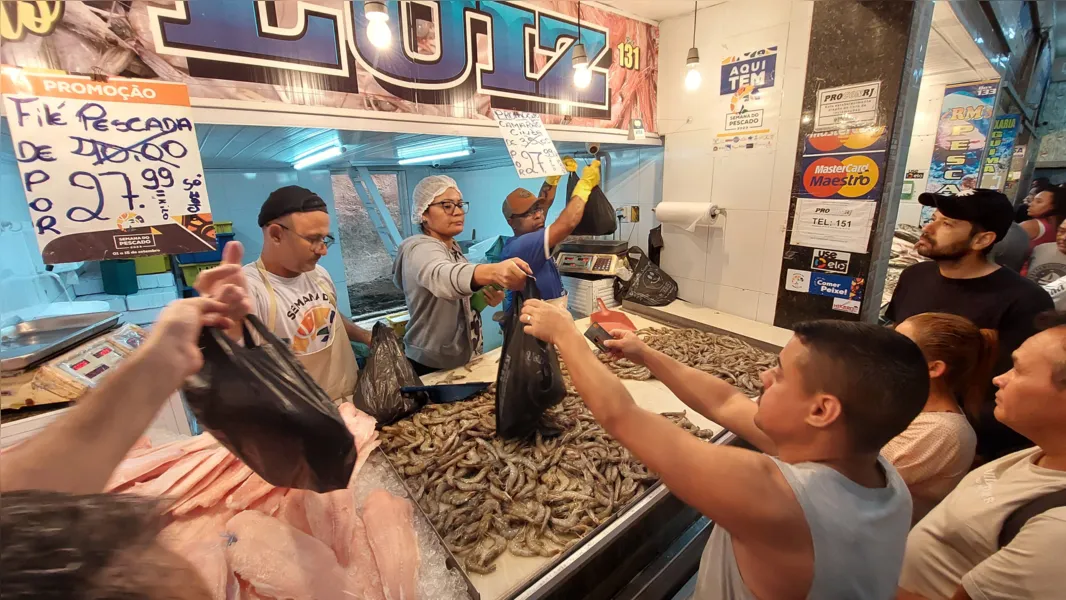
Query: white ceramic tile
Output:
[[770, 118, 801, 212], [710, 155, 775, 211], [785, 1, 814, 70], [710, 209, 769, 291], [660, 225, 709, 281], [704, 283, 760, 321], [675, 276, 705, 305], [756, 292, 778, 324], [761, 210, 788, 294], [779, 65, 808, 121], [897, 202, 923, 228], [663, 130, 714, 204]]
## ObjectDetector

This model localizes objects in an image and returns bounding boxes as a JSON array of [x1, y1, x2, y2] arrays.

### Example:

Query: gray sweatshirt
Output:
[[392, 235, 478, 370]]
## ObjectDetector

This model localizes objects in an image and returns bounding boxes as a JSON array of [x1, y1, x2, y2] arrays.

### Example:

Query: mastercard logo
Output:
[[807, 126, 886, 153], [802, 155, 880, 198]]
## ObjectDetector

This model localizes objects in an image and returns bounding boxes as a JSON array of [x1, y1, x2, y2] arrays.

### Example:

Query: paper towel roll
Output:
[[654, 202, 720, 231]]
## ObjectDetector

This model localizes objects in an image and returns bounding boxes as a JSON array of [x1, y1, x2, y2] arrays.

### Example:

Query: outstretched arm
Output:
[[0, 298, 240, 494], [519, 300, 805, 544]]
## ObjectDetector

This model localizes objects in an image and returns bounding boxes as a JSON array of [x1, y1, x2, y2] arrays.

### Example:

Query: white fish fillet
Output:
[[106, 433, 218, 491], [363, 489, 421, 600], [224, 511, 364, 600]]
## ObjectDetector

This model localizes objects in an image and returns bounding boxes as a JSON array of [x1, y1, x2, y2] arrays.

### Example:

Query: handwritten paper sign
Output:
[[492, 108, 565, 179], [0, 68, 214, 264]]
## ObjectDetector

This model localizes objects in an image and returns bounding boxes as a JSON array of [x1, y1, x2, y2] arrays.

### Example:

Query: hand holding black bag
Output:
[[354, 322, 429, 425], [182, 315, 356, 493], [565, 170, 618, 236], [495, 280, 567, 438]]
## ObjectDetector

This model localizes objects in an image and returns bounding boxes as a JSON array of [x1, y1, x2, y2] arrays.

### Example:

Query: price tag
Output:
[[491, 108, 565, 180], [1, 69, 214, 263], [789, 198, 875, 253]]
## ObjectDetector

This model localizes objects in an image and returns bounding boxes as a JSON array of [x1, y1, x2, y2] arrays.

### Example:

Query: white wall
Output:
[[656, 0, 813, 324], [895, 76, 950, 227]]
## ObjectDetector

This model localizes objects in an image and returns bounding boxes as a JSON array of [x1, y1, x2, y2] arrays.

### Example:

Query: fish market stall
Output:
[[383, 308, 789, 600]]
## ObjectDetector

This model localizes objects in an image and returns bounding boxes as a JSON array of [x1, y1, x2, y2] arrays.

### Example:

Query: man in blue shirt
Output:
[[499, 158, 601, 313]]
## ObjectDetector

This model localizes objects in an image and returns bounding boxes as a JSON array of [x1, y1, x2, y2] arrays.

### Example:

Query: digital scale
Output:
[[556, 239, 628, 276]]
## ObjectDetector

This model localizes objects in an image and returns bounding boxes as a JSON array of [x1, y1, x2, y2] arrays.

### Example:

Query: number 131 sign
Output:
[[0, 67, 215, 264]]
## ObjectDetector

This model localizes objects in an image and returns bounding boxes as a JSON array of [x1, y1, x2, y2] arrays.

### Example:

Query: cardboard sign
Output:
[[492, 108, 565, 179], [790, 198, 876, 253], [814, 81, 881, 131], [1, 69, 214, 263]]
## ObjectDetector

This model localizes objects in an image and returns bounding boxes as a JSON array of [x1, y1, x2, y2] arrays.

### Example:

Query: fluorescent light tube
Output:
[[397, 149, 472, 165], [293, 145, 343, 170]]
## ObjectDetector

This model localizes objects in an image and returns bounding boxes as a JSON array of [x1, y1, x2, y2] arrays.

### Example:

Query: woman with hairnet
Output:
[[393, 175, 532, 374]]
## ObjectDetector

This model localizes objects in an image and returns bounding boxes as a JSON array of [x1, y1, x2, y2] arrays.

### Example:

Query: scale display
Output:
[[557, 252, 623, 276]]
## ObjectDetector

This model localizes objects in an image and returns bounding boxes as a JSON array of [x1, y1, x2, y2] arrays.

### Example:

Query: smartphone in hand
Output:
[[584, 323, 613, 353]]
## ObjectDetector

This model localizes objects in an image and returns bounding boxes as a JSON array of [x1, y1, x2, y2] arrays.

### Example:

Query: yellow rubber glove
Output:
[[545, 156, 577, 186], [571, 159, 601, 202]]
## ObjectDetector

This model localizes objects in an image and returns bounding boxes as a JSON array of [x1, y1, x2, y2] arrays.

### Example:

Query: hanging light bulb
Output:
[[365, 1, 391, 49], [684, 2, 701, 91], [685, 47, 701, 91], [574, 65, 592, 89], [572, 2, 590, 89]]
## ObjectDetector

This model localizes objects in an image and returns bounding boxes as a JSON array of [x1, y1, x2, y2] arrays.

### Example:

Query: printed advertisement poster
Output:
[[0, 69, 215, 264], [0, 1, 659, 132], [813, 81, 881, 131], [979, 113, 1020, 191], [789, 198, 877, 253], [712, 27, 787, 155], [922, 79, 999, 225], [799, 127, 888, 200]]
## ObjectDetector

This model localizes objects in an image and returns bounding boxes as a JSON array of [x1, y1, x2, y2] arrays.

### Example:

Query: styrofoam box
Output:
[[125, 286, 178, 311], [73, 275, 105, 297], [136, 273, 175, 290], [75, 293, 127, 312]]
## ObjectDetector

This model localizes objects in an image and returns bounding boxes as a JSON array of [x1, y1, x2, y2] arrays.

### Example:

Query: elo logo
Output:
[[811, 249, 850, 274], [803, 155, 880, 198]]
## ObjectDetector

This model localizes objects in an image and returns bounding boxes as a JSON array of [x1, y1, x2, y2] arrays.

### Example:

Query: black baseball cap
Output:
[[257, 185, 327, 227], [918, 189, 1013, 243]]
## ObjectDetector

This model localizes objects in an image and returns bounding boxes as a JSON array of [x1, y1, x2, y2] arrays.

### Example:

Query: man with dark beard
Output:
[[886, 189, 1052, 461]]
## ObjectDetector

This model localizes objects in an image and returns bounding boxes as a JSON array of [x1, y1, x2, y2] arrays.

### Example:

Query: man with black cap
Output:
[[500, 157, 600, 312], [199, 185, 370, 403], [886, 189, 1052, 460]]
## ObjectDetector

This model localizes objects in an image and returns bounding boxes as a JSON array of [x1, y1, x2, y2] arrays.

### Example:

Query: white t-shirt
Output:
[[900, 447, 1066, 600], [881, 411, 977, 523], [243, 264, 340, 356]]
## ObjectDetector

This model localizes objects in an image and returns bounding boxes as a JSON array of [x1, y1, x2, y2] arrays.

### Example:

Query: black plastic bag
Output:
[[614, 246, 679, 306], [182, 315, 356, 493], [566, 171, 617, 236], [354, 323, 429, 425], [495, 280, 567, 438]]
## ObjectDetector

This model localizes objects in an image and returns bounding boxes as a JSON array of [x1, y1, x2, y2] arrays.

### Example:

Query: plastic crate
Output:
[[179, 261, 220, 287], [134, 255, 170, 275], [174, 232, 234, 265], [213, 221, 233, 235]]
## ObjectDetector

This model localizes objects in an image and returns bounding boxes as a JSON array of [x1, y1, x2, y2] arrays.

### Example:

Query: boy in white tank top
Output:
[[517, 311, 927, 599]]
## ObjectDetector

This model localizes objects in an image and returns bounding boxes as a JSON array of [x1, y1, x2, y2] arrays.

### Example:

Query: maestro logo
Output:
[[802, 154, 880, 198]]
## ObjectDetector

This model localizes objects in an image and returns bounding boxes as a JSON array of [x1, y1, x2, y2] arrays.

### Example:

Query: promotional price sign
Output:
[[1, 68, 214, 264], [492, 108, 565, 179]]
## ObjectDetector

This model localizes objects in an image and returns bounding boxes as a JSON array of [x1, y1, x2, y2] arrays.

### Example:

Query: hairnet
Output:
[[411, 175, 461, 224]]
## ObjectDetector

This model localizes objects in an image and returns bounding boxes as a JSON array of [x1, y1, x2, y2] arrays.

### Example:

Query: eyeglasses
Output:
[[276, 223, 335, 249], [428, 201, 469, 216], [511, 205, 546, 220]]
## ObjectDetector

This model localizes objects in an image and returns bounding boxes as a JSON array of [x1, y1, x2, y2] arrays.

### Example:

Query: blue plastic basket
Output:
[[175, 232, 234, 264]]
